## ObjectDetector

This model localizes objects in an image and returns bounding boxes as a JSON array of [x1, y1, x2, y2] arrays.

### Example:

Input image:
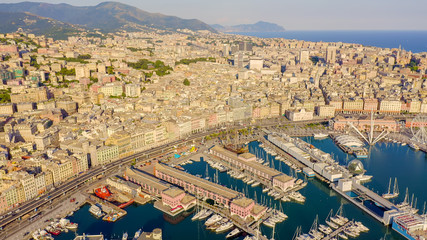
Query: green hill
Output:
[[0, 1, 217, 33], [0, 12, 85, 39]]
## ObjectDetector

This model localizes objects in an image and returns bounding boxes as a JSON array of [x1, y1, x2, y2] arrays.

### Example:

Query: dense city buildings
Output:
[[0, 28, 427, 215]]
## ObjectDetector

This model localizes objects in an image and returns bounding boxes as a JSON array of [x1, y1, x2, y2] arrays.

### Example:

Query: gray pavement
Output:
[[5, 192, 86, 240]]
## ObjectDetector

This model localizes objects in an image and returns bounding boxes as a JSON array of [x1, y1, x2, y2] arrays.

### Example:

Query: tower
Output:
[[299, 50, 309, 64], [326, 46, 337, 64]]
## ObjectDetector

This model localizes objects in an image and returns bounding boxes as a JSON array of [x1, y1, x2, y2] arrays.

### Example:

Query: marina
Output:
[[50, 133, 427, 240]]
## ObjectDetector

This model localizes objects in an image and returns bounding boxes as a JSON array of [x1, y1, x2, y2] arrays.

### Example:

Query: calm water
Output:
[[55, 138, 427, 240], [232, 31, 427, 53]]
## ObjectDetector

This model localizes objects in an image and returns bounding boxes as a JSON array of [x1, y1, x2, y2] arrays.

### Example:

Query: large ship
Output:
[[392, 213, 427, 240], [224, 144, 248, 154], [94, 186, 112, 200]]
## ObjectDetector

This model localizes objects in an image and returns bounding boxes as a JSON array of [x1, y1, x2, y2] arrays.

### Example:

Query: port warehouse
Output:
[[267, 134, 346, 182], [154, 163, 267, 220], [125, 163, 266, 220], [266, 133, 427, 239], [209, 145, 295, 191]]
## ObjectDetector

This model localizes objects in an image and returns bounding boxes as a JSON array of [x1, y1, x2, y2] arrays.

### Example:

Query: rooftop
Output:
[[231, 197, 254, 208], [155, 163, 239, 200], [162, 187, 184, 198]]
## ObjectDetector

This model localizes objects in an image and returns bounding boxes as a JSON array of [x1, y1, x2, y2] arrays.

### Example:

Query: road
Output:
[[0, 117, 328, 238]]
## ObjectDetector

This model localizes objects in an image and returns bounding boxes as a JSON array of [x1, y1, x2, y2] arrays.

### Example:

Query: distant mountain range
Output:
[[0, 1, 217, 37], [212, 21, 285, 33]]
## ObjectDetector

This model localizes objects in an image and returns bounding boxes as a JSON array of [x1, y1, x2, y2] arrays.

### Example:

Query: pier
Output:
[[258, 137, 328, 182], [265, 131, 401, 226], [321, 221, 353, 240], [331, 184, 386, 224], [196, 200, 269, 240]]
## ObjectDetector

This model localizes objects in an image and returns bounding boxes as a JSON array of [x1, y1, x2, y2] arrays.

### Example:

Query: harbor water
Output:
[[54, 137, 427, 240]]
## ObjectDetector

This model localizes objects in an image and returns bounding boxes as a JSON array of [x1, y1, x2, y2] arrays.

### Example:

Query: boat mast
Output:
[[310, 215, 319, 233], [387, 178, 391, 195], [393, 177, 399, 195], [271, 221, 275, 240]]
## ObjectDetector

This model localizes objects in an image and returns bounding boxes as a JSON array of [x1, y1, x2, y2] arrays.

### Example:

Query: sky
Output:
[[2, 0, 427, 30]]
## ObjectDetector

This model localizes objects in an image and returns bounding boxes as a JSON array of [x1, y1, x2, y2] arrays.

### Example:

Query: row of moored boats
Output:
[[192, 209, 241, 238]]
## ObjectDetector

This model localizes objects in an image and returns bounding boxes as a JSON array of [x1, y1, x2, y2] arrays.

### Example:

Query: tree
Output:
[[78, 54, 91, 60], [183, 78, 190, 86], [107, 66, 114, 75]]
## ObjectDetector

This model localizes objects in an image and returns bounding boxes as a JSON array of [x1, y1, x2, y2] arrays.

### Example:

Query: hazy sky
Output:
[[3, 0, 427, 30]]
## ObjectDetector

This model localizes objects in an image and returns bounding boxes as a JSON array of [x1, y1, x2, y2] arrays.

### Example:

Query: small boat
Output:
[[199, 210, 213, 220], [216, 221, 234, 233], [192, 208, 207, 221], [354, 221, 369, 232], [205, 214, 222, 226], [66, 222, 78, 230], [326, 220, 339, 229], [133, 228, 142, 240], [313, 133, 329, 139], [409, 142, 420, 151], [251, 181, 260, 187], [226, 228, 241, 238], [47, 228, 61, 236], [338, 232, 348, 239], [263, 218, 276, 228], [89, 205, 104, 218], [122, 232, 128, 240], [344, 229, 358, 238]]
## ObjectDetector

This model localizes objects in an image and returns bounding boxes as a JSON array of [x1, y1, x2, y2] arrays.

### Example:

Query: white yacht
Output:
[[205, 214, 222, 226], [226, 228, 240, 238], [216, 221, 234, 233]]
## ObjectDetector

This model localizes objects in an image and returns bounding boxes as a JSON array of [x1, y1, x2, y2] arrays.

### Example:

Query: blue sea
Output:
[[232, 31, 427, 53]]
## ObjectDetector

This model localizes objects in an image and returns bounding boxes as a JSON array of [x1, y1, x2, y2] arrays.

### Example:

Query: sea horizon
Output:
[[231, 30, 427, 53]]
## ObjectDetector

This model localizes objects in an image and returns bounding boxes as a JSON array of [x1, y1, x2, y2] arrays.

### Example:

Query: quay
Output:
[[86, 195, 127, 222], [209, 145, 297, 193], [265, 131, 402, 226], [258, 137, 328, 182], [331, 184, 386, 224]]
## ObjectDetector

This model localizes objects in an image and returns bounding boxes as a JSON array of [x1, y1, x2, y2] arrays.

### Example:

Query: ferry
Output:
[[313, 133, 329, 139], [94, 186, 112, 200], [89, 205, 104, 218]]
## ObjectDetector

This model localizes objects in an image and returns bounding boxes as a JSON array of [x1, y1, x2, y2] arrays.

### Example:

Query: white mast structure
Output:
[[347, 110, 389, 145]]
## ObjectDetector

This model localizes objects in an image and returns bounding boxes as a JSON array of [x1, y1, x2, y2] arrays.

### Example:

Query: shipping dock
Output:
[[266, 130, 427, 239]]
